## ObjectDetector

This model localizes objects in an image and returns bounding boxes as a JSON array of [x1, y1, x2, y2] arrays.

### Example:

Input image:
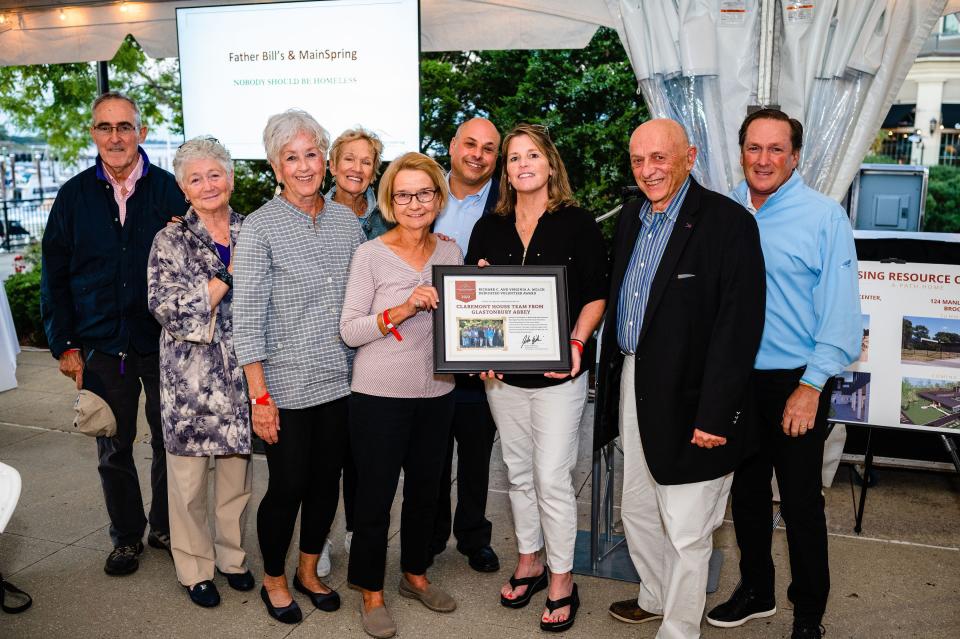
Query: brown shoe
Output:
[[360, 600, 396, 639], [608, 599, 663, 624], [398, 575, 456, 613]]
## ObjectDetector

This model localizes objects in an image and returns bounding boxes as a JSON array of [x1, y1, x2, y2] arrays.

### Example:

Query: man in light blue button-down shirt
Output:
[[707, 110, 861, 639], [431, 118, 505, 574]]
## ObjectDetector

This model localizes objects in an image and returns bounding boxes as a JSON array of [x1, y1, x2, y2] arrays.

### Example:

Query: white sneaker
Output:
[[344, 531, 353, 554], [317, 538, 332, 577]]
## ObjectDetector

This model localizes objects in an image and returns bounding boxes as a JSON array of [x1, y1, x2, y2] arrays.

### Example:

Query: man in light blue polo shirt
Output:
[[707, 109, 861, 639], [431, 117, 504, 573]]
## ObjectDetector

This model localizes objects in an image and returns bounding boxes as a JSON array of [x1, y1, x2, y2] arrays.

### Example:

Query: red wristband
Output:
[[251, 391, 271, 406], [570, 338, 584, 354], [383, 309, 402, 341]]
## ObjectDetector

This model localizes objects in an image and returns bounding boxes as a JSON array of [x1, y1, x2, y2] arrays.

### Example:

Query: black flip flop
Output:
[[499, 568, 548, 609], [1, 574, 33, 614], [540, 583, 579, 633]]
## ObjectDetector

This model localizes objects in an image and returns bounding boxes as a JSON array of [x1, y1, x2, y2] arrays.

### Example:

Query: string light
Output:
[[59, 8, 66, 20], [119, 2, 128, 13], [0, 14, 5, 24]]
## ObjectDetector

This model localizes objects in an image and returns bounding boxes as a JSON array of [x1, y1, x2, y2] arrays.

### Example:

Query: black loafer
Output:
[[260, 586, 302, 624], [499, 568, 548, 609], [540, 583, 580, 633], [293, 574, 341, 612], [217, 568, 255, 591], [185, 580, 220, 608], [467, 546, 500, 573]]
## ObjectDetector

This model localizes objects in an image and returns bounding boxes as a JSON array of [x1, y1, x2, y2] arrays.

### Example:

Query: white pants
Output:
[[167, 453, 252, 587], [485, 374, 588, 573], [619, 358, 732, 639]]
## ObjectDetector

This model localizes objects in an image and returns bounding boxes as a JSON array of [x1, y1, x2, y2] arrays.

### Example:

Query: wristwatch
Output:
[[215, 268, 233, 288]]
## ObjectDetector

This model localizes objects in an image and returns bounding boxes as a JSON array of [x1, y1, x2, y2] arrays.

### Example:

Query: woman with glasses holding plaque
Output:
[[147, 136, 253, 608], [340, 152, 462, 639], [466, 124, 608, 633]]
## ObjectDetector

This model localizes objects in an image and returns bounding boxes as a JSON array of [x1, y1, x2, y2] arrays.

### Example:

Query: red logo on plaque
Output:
[[455, 280, 477, 303]]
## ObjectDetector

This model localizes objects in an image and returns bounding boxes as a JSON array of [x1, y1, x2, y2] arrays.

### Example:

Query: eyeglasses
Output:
[[392, 188, 438, 205], [178, 136, 221, 150], [92, 123, 137, 136]]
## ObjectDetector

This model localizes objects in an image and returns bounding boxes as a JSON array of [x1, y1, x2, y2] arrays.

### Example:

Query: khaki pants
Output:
[[166, 454, 252, 587], [619, 357, 732, 639]]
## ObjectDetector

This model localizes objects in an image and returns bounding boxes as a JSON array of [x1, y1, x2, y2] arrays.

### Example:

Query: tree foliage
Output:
[[924, 164, 960, 232], [0, 35, 180, 163], [421, 28, 647, 220]]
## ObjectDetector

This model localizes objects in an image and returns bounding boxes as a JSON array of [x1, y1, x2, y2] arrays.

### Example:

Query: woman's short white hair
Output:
[[173, 136, 233, 186], [262, 109, 331, 167]]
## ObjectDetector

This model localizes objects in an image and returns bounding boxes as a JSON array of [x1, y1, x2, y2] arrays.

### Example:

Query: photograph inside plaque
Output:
[[433, 265, 572, 373]]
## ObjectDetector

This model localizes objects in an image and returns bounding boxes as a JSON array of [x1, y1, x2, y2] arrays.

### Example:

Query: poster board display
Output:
[[834, 261, 960, 434]]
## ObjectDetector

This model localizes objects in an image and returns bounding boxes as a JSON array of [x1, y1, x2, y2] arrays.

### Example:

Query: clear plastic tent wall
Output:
[[605, 0, 945, 201], [608, 0, 748, 194], [785, 1, 945, 200]]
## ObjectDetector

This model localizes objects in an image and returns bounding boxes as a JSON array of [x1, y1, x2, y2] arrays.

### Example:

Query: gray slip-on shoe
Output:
[[398, 575, 457, 613], [360, 600, 396, 639]]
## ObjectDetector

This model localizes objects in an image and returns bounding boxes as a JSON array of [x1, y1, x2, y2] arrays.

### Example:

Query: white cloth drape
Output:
[[604, 0, 947, 201], [0, 284, 20, 393]]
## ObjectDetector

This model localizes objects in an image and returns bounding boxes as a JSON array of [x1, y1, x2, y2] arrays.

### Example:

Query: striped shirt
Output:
[[104, 153, 144, 226], [340, 237, 462, 399], [233, 195, 366, 409], [616, 178, 690, 354]]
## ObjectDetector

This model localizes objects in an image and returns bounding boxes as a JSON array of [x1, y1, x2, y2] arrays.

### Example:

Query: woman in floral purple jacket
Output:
[[147, 137, 254, 609]]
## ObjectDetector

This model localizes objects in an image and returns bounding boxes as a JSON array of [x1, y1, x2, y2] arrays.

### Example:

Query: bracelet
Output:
[[215, 268, 233, 288], [569, 338, 584, 354], [383, 309, 403, 341], [250, 391, 271, 406], [799, 378, 823, 392]]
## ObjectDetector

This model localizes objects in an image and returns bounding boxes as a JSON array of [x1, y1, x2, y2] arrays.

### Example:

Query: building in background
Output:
[[881, 12, 960, 165]]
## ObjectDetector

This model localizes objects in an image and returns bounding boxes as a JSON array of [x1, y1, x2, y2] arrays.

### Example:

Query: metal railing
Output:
[[939, 132, 960, 166], [1, 197, 51, 252]]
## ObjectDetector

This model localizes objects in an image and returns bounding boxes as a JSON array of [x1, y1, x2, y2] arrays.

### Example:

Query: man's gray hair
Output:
[[90, 91, 142, 128], [173, 137, 234, 186], [262, 109, 330, 167]]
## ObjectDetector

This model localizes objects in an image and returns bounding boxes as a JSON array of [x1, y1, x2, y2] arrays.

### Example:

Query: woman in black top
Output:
[[466, 124, 608, 633]]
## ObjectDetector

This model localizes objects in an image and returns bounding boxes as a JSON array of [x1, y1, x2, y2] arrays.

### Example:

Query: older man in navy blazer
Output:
[[596, 119, 766, 639]]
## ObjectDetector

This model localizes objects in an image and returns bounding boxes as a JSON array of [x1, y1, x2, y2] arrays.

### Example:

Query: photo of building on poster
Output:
[[859, 314, 870, 363], [830, 372, 870, 423], [900, 377, 960, 430], [901, 316, 960, 369]]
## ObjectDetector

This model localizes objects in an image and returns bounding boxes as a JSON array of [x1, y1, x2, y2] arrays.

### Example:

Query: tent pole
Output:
[[757, 0, 776, 107], [96, 61, 109, 94]]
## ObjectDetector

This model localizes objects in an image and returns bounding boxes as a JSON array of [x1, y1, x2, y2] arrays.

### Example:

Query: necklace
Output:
[[515, 213, 542, 265]]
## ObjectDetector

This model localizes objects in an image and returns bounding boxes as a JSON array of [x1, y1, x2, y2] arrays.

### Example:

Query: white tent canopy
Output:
[[0, 0, 953, 200]]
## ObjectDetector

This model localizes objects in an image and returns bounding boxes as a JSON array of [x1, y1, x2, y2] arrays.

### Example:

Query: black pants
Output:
[[731, 368, 835, 623], [257, 397, 349, 577], [347, 392, 454, 591], [343, 439, 357, 532], [86, 349, 167, 547], [432, 397, 496, 554]]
